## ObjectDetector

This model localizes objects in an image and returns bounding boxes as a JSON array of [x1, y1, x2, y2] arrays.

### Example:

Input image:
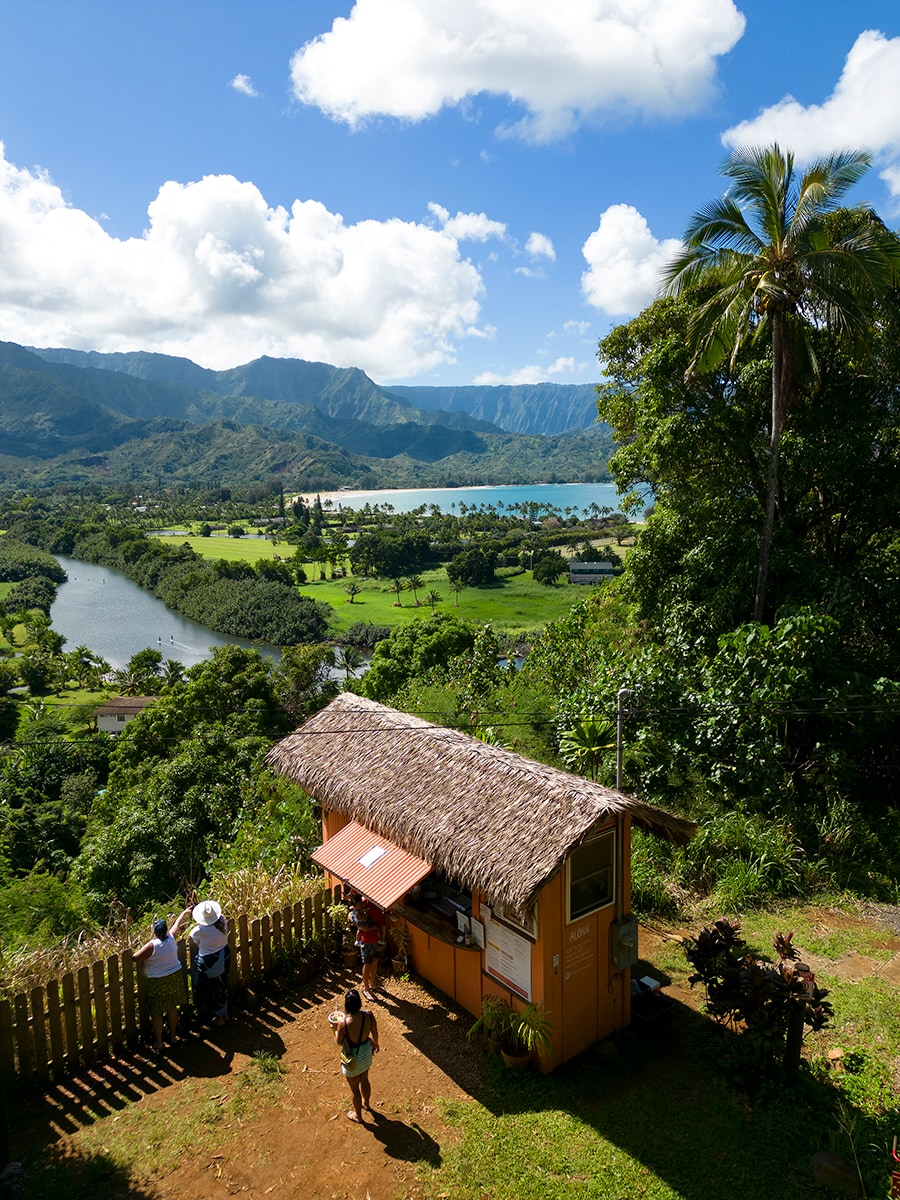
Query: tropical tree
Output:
[[662, 144, 900, 621], [424, 589, 443, 614], [405, 575, 425, 605], [344, 582, 362, 605], [559, 717, 617, 782], [335, 644, 365, 681]]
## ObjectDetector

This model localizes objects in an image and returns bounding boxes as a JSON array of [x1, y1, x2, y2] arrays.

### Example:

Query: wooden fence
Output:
[[0, 887, 339, 1092]]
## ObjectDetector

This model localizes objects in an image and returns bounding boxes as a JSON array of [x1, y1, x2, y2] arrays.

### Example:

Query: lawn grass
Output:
[[425, 908, 900, 1200], [151, 534, 595, 637]]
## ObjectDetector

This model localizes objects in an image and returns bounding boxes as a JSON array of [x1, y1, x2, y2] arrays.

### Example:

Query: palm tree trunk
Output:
[[753, 314, 784, 622]]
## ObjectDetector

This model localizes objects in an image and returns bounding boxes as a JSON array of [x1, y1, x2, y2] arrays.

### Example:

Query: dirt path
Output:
[[11, 966, 482, 1200]]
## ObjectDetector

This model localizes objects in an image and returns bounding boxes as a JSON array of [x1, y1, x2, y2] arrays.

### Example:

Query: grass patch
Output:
[[152, 534, 611, 637], [424, 1036, 863, 1200]]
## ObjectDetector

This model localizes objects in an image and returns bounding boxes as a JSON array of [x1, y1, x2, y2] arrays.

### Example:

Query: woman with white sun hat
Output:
[[188, 899, 230, 1026]]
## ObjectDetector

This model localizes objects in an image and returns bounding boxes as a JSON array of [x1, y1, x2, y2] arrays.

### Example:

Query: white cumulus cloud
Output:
[[0, 143, 489, 378], [526, 232, 555, 260], [581, 204, 681, 316], [230, 73, 258, 97], [427, 202, 507, 241], [722, 30, 900, 198], [290, 0, 745, 142], [474, 356, 580, 385]]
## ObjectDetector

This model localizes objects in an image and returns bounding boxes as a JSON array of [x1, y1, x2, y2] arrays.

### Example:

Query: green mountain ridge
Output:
[[2, 342, 612, 490]]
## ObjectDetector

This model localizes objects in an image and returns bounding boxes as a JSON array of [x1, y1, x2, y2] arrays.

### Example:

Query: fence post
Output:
[[12, 996, 30, 1087], [0, 1000, 15, 1094], [237, 915, 250, 986], [29, 988, 48, 1087], [92, 962, 109, 1060], [61, 973, 78, 1071], [45, 981, 64, 1081], [250, 919, 262, 980], [77, 966, 94, 1064], [261, 916, 273, 977], [107, 956, 123, 1053], [282, 904, 294, 961], [121, 954, 137, 1048]]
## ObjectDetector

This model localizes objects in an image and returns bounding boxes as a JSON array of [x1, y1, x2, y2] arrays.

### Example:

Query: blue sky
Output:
[[2, 1, 899, 386]]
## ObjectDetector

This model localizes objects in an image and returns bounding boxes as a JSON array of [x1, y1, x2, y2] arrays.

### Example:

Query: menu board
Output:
[[484, 915, 532, 1000]]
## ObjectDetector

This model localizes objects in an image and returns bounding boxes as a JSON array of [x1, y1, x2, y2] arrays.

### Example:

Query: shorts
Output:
[[359, 941, 380, 964]]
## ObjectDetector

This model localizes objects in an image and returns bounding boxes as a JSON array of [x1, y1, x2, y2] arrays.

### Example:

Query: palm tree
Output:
[[662, 144, 900, 622], [405, 575, 425, 605], [335, 645, 365, 680], [390, 578, 404, 607], [344, 581, 362, 604], [424, 588, 443, 614]]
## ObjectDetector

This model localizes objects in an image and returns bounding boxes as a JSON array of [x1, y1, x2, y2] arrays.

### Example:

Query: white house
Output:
[[95, 696, 157, 734]]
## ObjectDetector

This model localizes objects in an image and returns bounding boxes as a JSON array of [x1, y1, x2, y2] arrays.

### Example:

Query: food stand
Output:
[[267, 693, 695, 1071]]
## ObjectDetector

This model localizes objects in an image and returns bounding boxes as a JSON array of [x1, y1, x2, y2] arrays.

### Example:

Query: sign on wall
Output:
[[484, 911, 532, 1000]]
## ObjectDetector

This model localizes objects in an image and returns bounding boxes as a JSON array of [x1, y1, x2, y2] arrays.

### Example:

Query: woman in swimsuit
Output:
[[335, 988, 380, 1123]]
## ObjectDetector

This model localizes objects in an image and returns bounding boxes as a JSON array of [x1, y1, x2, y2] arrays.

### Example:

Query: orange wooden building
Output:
[[267, 693, 695, 1071]]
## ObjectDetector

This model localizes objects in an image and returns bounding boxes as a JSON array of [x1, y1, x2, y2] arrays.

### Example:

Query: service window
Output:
[[567, 831, 615, 922]]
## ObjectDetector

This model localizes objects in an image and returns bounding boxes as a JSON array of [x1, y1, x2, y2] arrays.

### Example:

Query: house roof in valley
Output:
[[94, 696, 158, 716], [266, 693, 696, 916]]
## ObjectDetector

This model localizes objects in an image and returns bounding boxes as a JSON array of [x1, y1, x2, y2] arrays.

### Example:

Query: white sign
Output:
[[358, 846, 387, 869], [485, 915, 532, 1000]]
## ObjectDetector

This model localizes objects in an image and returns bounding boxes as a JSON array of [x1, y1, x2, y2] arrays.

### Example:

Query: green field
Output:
[[151, 534, 603, 637]]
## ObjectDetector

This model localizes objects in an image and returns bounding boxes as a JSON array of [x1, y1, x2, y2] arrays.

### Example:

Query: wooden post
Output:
[[250, 919, 262, 979], [30, 987, 48, 1087], [0, 1000, 15, 1093], [227, 926, 239, 996], [92, 962, 109, 1060], [237, 914, 250, 984], [303, 896, 313, 945], [77, 966, 94, 1063], [12, 995, 30, 1087], [272, 910, 283, 964], [107, 956, 123, 1053], [45, 981, 64, 1081], [61, 973, 79, 1070], [282, 903, 294, 961], [261, 915, 273, 976], [121, 953, 138, 1048]]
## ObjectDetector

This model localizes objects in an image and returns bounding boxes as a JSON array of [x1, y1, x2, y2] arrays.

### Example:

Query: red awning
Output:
[[312, 821, 432, 910]]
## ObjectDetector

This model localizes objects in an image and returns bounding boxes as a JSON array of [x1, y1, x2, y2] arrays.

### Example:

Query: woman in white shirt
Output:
[[189, 899, 230, 1026], [134, 910, 191, 1053]]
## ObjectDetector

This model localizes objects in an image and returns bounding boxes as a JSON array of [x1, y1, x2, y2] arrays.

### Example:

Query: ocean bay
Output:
[[305, 480, 630, 515]]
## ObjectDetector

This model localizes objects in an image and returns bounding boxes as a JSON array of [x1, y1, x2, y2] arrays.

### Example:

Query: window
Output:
[[116, 713, 127, 723], [567, 831, 615, 922]]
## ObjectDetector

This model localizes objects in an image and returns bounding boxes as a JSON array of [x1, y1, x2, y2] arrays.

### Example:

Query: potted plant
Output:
[[326, 902, 359, 968], [466, 994, 512, 1054], [389, 917, 411, 974], [500, 1001, 554, 1071]]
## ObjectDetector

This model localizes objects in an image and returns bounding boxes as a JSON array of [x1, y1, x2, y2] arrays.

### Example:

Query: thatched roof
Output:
[[266, 693, 696, 915]]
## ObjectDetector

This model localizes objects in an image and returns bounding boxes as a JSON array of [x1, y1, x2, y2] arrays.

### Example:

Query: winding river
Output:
[[50, 556, 279, 670]]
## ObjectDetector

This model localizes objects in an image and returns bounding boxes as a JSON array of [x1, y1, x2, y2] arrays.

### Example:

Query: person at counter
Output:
[[349, 893, 384, 1001]]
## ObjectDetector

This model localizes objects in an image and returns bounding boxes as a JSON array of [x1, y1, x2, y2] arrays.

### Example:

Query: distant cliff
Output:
[[385, 382, 599, 435]]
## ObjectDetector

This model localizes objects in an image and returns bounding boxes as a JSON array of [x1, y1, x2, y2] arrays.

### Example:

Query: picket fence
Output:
[[0, 887, 339, 1092]]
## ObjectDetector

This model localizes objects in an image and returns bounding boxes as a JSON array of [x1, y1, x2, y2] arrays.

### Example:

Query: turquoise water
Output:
[[304, 481, 632, 515]]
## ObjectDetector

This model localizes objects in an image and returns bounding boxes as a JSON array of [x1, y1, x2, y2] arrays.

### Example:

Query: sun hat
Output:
[[192, 899, 223, 926]]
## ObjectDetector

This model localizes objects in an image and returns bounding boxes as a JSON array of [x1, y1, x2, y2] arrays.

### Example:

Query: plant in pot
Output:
[[466, 994, 512, 1054], [500, 1001, 554, 1070], [326, 902, 359, 967], [389, 917, 411, 974]]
